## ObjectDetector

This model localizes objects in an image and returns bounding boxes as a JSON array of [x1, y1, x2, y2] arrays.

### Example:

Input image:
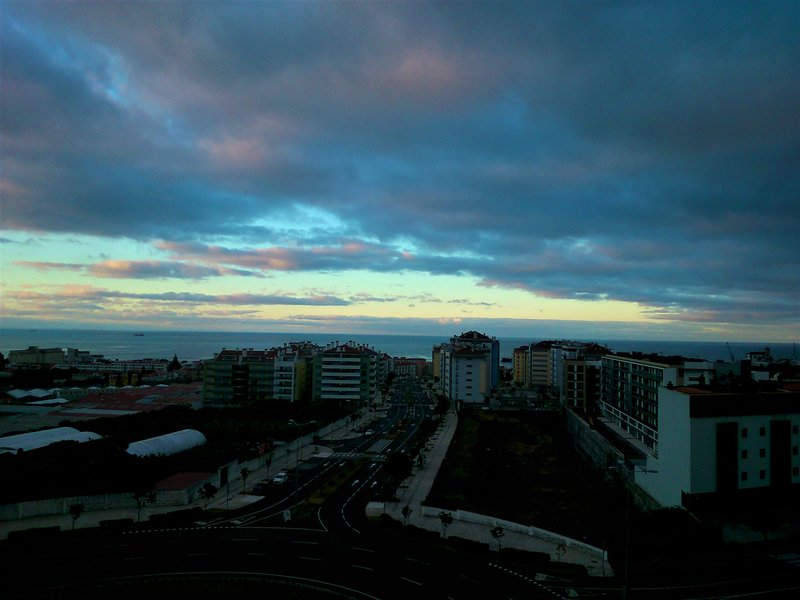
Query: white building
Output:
[[438, 331, 500, 406], [640, 386, 800, 507]]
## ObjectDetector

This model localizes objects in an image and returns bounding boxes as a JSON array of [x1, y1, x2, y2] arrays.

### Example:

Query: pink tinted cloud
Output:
[[13, 261, 84, 271]]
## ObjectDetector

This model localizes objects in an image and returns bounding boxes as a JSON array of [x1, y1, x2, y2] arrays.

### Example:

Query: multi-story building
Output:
[[598, 353, 717, 454], [394, 357, 429, 378], [202, 348, 276, 408], [641, 385, 800, 507], [8, 346, 67, 366], [312, 342, 383, 408], [272, 342, 318, 403], [438, 331, 500, 406], [512, 345, 529, 386], [561, 343, 607, 412]]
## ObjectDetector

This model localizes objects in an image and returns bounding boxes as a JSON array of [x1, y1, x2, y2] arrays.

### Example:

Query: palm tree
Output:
[[133, 490, 157, 523], [490, 526, 504, 551], [69, 503, 84, 530], [198, 482, 218, 510], [402, 505, 412, 526], [240, 467, 251, 493], [439, 511, 454, 538]]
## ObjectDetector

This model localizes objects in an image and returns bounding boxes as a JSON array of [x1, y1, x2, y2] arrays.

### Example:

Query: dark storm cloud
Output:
[[1, 1, 798, 327]]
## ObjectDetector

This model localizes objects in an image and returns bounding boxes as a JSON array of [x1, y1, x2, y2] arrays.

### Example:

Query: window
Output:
[[793, 446, 798, 456], [760, 448, 766, 458], [759, 470, 766, 480], [759, 426, 766, 436], [741, 471, 748, 481], [741, 450, 748, 459], [741, 428, 748, 438], [794, 467, 799, 477]]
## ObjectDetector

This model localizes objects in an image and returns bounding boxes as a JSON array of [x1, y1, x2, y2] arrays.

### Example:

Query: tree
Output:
[[167, 354, 181, 372], [490, 526, 504, 551], [198, 482, 218, 510], [240, 467, 251, 493], [385, 451, 414, 486], [69, 503, 84, 530], [439, 511, 454, 538], [402, 505, 412, 526], [133, 490, 157, 523]]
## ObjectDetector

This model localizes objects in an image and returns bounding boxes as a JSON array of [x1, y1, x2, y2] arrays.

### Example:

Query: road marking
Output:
[[299, 556, 324, 561], [352, 564, 374, 571], [405, 557, 430, 565], [353, 546, 376, 553], [232, 538, 257, 542], [292, 540, 318, 545], [400, 576, 423, 586]]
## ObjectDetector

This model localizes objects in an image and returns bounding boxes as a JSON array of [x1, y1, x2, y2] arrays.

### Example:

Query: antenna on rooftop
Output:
[[726, 342, 734, 362]]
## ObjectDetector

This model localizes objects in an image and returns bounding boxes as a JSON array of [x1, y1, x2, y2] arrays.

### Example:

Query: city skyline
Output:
[[2, 2, 798, 342]]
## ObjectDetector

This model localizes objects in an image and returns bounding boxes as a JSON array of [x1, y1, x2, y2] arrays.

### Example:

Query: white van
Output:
[[272, 472, 289, 485]]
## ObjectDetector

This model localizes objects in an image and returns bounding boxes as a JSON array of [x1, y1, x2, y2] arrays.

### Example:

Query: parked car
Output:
[[364, 429, 374, 436], [272, 472, 289, 485]]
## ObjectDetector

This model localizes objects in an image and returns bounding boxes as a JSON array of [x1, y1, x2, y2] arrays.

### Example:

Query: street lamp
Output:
[[611, 461, 657, 600]]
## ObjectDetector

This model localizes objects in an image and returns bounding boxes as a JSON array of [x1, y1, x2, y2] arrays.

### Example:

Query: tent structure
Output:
[[0, 426, 102, 455], [126, 429, 207, 457]]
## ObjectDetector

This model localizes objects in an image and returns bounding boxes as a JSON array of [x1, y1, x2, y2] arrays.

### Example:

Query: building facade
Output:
[[437, 331, 500, 406], [642, 386, 800, 507]]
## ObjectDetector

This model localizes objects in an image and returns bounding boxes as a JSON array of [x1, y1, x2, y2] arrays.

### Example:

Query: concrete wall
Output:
[[419, 505, 606, 562], [565, 409, 624, 471]]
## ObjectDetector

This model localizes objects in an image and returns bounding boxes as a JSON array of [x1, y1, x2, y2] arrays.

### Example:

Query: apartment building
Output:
[[272, 342, 317, 403], [8, 346, 68, 366], [202, 348, 276, 407], [560, 343, 607, 412], [512, 345, 529, 386], [312, 342, 383, 407], [598, 353, 718, 454], [641, 385, 800, 507], [394, 357, 429, 378], [438, 331, 500, 406]]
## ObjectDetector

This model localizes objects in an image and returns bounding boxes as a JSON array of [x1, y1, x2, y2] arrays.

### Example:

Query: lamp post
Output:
[[613, 461, 657, 600]]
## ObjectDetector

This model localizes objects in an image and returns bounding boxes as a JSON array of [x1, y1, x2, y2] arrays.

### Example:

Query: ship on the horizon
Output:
[[133, 333, 144, 336]]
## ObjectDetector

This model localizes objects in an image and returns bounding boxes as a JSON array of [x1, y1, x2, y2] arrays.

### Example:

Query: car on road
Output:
[[251, 482, 270, 495], [272, 472, 289, 485], [364, 429, 374, 436]]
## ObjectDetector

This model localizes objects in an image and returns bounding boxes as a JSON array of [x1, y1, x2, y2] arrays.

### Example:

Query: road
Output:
[[5, 379, 797, 599], [0, 380, 569, 599]]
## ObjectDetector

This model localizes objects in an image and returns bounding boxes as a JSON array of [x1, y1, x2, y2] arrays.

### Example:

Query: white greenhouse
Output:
[[0, 427, 102, 455], [126, 429, 207, 457]]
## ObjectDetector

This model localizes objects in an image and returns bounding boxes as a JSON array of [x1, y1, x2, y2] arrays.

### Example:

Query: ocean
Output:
[[0, 328, 797, 364]]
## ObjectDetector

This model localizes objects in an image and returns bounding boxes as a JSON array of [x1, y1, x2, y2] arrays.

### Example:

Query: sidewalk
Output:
[[383, 410, 613, 578], [0, 412, 375, 539]]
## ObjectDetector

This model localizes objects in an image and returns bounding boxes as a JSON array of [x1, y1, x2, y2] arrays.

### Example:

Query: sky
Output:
[[1, 1, 798, 342]]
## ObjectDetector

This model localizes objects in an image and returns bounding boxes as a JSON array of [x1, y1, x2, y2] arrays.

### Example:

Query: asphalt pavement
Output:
[[0, 403, 613, 578]]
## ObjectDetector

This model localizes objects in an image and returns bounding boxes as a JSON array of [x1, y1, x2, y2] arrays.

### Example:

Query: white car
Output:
[[272, 472, 288, 485]]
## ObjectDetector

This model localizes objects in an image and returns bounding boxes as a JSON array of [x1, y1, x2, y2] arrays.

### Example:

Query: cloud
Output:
[[1, 2, 798, 333]]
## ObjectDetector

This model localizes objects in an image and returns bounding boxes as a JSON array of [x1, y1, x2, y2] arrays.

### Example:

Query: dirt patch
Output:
[[425, 409, 616, 546]]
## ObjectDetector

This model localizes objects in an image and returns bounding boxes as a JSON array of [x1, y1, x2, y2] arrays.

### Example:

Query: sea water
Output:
[[1, 328, 796, 363]]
